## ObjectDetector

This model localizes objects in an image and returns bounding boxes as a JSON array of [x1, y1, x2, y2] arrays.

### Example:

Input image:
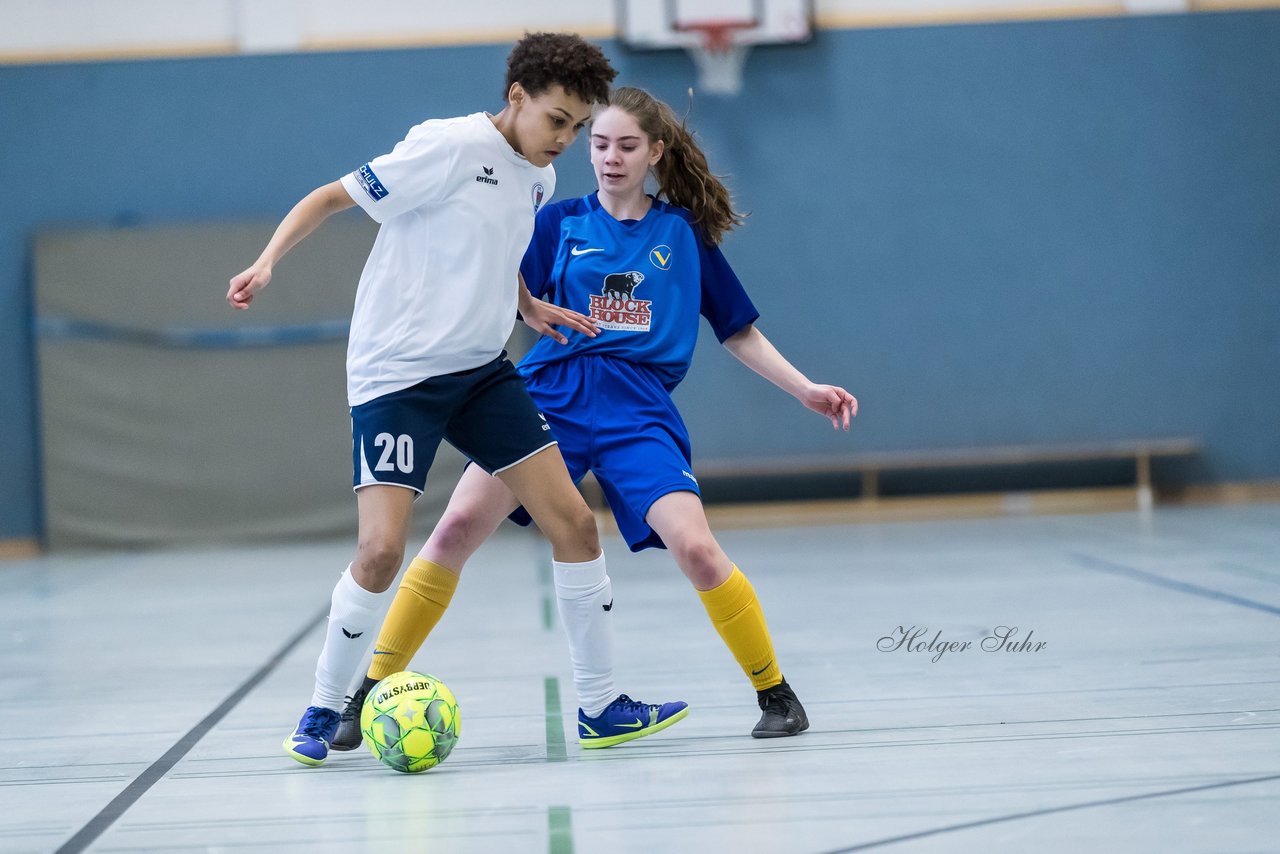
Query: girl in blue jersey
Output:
[[338, 87, 856, 745]]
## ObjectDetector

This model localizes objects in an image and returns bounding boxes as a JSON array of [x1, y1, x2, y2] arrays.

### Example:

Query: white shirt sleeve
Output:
[[340, 121, 458, 223]]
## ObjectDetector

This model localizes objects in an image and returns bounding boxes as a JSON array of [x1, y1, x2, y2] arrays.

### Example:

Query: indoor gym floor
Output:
[[2, 502, 1278, 853]]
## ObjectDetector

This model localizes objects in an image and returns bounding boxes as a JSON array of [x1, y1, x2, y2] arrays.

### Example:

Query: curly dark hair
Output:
[[504, 32, 616, 105]]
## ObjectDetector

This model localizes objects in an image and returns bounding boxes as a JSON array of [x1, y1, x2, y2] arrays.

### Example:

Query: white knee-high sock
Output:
[[553, 552, 615, 718], [311, 566, 392, 711]]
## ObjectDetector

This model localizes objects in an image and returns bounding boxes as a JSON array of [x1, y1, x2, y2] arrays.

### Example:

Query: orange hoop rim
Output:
[[673, 18, 758, 53]]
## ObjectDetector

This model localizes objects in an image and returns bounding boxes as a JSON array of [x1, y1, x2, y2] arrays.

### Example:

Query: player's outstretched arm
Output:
[[516, 275, 598, 344], [226, 181, 355, 310], [722, 324, 858, 431]]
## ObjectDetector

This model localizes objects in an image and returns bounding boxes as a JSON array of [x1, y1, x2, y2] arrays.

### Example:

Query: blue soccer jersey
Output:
[[518, 193, 759, 389]]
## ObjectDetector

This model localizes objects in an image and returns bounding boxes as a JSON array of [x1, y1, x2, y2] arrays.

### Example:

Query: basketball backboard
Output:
[[617, 0, 814, 51], [617, 0, 813, 95]]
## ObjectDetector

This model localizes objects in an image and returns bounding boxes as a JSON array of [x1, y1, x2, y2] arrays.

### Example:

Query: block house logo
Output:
[[588, 271, 651, 332]]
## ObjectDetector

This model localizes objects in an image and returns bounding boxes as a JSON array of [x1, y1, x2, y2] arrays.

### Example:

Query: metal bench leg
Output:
[[1136, 452, 1153, 512], [861, 469, 879, 503]]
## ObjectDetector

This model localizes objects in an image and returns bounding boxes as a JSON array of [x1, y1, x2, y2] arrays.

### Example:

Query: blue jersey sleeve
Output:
[[698, 239, 760, 343], [520, 203, 567, 300]]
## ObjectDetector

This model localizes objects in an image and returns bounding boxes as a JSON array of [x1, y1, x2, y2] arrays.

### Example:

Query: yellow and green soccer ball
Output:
[[360, 671, 460, 773]]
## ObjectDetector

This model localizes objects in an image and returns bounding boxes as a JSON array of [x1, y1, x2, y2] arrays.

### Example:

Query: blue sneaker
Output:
[[283, 706, 341, 766], [578, 694, 689, 749]]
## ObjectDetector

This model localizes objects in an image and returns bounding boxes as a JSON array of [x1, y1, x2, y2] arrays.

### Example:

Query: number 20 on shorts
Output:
[[373, 433, 414, 473]]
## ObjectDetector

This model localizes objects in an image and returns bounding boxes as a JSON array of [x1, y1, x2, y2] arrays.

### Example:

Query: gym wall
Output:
[[2, 11, 1277, 543]]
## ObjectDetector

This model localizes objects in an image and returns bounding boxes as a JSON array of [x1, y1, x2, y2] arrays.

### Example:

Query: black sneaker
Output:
[[330, 676, 377, 751], [752, 678, 809, 738]]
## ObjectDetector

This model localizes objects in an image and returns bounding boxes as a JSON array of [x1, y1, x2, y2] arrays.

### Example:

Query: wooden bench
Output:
[[690, 437, 1200, 512]]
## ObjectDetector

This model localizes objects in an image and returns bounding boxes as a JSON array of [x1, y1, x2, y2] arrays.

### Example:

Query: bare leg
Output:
[[364, 463, 526, 683], [418, 464, 522, 572], [351, 484, 418, 592], [647, 490, 794, 719], [357, 469, 520, 688], [496, 445, 599, 562], [644, 490, 733, 591]]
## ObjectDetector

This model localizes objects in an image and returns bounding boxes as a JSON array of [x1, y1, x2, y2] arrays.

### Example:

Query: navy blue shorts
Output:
[[351, 353, 556, 495], [511, 355, 700, 552]]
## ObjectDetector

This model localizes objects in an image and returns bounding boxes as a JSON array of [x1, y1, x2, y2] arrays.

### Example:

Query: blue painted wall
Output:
[[2, 12, 1277, 539]]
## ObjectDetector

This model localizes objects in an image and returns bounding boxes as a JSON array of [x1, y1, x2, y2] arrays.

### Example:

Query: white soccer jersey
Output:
[[339, 112, 555, 406]]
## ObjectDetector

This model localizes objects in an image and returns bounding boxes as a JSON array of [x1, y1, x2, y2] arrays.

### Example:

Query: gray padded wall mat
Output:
[[34, 217, 478, 548]]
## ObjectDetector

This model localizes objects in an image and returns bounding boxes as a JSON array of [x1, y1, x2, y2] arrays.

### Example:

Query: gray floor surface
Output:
[[2, 504, 1278, 853]]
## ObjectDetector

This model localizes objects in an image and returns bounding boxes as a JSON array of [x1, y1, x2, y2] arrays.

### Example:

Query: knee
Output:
[[566, 502, 600, 553], [354, 536, 404, 585], [551, 501, 600, 555], [427, 511, 478, 561], [672, 537, 728, 590]]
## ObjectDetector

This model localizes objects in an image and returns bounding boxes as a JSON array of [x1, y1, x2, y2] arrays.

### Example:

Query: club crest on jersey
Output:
[[589, 271, 651, 332], [532, 182, 546, 212], [649, 244, 673, 270]]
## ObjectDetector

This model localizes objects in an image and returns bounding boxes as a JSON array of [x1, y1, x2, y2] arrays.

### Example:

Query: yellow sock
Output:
[[368, 558, 459, 681], [696, 564, 782, 691]]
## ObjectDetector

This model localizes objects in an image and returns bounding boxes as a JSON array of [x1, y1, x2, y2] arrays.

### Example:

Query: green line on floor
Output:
[[548, 805, 573, 854], [545, 676, 567, 762]]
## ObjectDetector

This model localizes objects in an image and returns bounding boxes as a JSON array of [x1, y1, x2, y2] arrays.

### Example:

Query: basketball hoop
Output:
[[678, 19, 756, 96], [618, 1, 814, 97]]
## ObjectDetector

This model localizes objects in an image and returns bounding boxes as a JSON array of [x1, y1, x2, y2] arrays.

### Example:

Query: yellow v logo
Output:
[[649, 244, 672, 270]]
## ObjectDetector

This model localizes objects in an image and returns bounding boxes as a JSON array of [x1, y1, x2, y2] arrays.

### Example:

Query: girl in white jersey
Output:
[[333, 87, 858, 747], [226, 35, 688, 767]]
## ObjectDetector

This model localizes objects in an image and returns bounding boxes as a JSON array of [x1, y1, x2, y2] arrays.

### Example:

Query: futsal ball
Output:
[[360, 670, 461, 773]]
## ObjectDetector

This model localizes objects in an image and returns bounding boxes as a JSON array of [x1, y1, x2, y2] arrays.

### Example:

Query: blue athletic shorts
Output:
[[351, 353, 556, 495], [511, 355, 700, 552]]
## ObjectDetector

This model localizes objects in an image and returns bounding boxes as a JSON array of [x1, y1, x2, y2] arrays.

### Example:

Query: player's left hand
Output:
[[521, 298, 598, 344], [801, 384, 857, 431]]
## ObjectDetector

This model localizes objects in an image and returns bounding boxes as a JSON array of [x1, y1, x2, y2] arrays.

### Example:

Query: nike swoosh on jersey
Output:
[[570, 246, 605, 256]]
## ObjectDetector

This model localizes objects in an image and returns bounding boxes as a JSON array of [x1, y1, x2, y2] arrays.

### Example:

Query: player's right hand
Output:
[[520, 297, 598, 344], [227, 262, 272, 310]]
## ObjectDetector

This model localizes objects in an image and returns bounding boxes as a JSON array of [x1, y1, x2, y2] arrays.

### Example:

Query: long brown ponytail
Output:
[[606, 87, 745, 245]]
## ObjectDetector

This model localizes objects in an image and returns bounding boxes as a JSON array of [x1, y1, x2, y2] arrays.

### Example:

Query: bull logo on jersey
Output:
[[589, 271, 652, 332], [603, 271, 644, 299]]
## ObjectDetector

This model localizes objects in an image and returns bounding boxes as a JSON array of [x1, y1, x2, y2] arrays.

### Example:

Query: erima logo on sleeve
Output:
[[355, 164, 389, 201]]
